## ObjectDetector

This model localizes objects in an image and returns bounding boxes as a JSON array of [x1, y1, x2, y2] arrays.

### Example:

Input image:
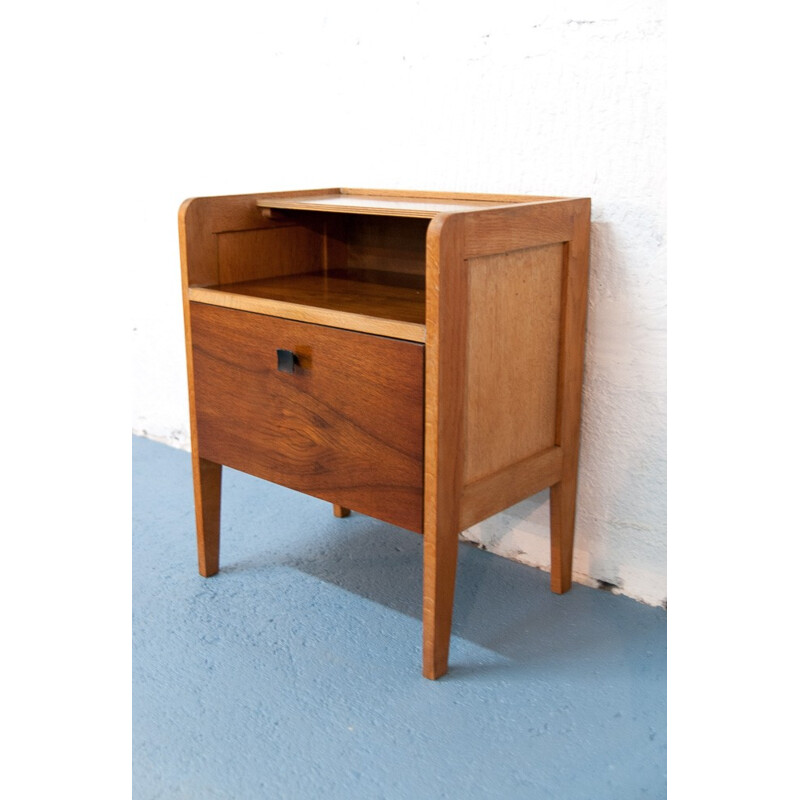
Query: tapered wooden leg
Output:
[[550, 474, 577, 594], [550, 200, 589, 595], [193, 455, 222, 577], [332, 504, 350, 518], [422, 522, 459, 679]]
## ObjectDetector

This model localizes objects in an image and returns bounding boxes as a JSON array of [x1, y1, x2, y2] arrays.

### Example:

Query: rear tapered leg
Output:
[[193, 455, 222, 577], [549, 474, 577, 594]]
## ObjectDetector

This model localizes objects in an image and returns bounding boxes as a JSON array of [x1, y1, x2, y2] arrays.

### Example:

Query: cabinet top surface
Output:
[[255, 188, 564, 218]]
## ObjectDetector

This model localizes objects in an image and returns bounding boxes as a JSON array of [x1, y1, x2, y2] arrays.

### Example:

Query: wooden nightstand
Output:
[[179, 188, 590, 679]]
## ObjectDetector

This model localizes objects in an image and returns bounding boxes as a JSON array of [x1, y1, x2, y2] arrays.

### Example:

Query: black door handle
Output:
[[276, 349, 299, 374]]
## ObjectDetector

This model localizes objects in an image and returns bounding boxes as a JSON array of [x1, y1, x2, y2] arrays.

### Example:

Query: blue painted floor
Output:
[[133, 436, 666, 799]]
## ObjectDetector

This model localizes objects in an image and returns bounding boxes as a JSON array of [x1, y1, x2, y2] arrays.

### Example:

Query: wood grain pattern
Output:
[[344, 215, 428, 275], [462, 243, 564, 484], [216, 225, 323, 285], [211, 270, 425, 323], [462, 200, 576, 258], [190, 303, 425, 533], [323, 215, 349, 272], [422, 213, 467, 679], [451, 195, 590, 603], [180, 194, 293, 286], [188, 269, 426, 343]]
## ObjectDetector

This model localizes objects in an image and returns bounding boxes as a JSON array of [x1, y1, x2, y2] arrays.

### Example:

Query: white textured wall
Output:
[[131, 0, 666, 606]]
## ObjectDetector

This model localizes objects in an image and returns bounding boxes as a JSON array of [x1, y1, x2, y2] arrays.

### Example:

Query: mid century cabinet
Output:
[[179, 188, 590, 679]]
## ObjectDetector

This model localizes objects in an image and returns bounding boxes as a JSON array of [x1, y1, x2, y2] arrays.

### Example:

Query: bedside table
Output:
[[179, 188, 590, 679]]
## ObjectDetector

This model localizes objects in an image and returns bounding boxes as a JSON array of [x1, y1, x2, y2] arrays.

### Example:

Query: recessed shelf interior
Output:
[[188, 212, 429, 341]]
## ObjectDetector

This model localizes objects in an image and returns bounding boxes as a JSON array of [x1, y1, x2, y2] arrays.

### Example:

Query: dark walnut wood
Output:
[[190, 302, 424, 533]]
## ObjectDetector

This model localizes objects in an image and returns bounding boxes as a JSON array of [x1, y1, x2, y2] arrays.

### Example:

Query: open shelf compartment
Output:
[[187, 208, 429, 342], [188, 268, 425, 342]]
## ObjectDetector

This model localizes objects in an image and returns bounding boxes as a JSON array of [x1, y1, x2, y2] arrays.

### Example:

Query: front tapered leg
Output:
[[332, 504, 351, 518], [422, 521, 459, 679], [193, 455, 222, 577]]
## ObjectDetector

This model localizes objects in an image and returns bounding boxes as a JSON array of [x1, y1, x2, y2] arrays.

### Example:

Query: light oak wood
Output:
[[341, 187, 562, 203], [179, 189, 591, 680], [255, 187, 342, 201], [257, 191, 521, 218], [460, 446, 564, 530], [256, 188, 566, 219], [454, 197, 590, 599], [462, 199, 576, 257], [550, 199, 591, 594], [180, 193, 292, 287], [462, 243, 563, 484], [423, 213, 467, 679]]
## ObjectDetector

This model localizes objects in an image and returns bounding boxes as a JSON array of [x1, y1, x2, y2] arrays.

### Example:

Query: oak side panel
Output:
[[462, 243, 564, 484], [456, 197, 589, 595]]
